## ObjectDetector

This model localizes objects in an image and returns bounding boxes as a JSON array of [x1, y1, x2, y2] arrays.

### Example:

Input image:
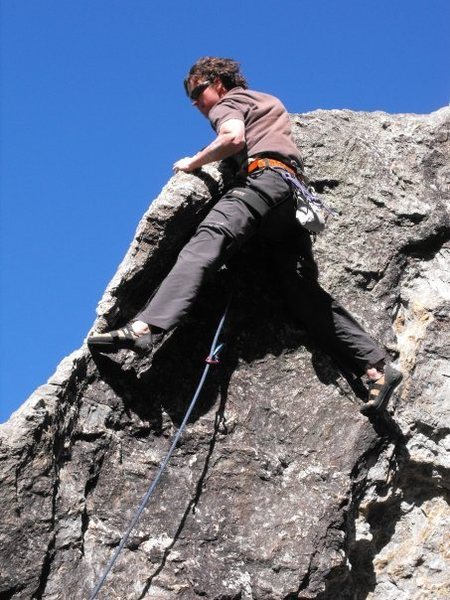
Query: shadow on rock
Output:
[[135, 376, 232, 599]]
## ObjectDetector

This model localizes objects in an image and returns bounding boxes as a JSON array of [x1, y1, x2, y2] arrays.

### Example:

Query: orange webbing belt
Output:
[[247, 157, 297, 175]]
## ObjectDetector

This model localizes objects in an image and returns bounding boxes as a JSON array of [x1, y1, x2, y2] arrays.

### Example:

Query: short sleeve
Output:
[[209, 96, 246, 132]]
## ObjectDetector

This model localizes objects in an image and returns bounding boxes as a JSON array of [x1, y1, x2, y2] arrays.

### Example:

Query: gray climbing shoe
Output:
[[360, 363, 403, 415], [88, 324, 155, 352]]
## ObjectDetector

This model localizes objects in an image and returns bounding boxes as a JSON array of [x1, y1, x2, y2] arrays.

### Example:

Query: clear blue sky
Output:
[[1, 0, 449, 423]]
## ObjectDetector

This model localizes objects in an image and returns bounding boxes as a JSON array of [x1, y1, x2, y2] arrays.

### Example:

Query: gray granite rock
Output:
[[1, 107, 449, 600]]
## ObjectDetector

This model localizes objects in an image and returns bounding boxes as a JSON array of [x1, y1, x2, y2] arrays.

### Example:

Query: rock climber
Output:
[[88, 56, 402, 414]]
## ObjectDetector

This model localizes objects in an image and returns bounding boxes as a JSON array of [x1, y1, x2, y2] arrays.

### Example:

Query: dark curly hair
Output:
[[184, 57, 248, 94]]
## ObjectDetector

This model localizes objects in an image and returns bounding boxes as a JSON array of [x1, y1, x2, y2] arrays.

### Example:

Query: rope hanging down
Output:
[[88, 298, 232, 600]]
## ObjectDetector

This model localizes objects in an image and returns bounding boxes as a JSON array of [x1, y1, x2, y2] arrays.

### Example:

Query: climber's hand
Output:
[[173, 157, 197, 173]]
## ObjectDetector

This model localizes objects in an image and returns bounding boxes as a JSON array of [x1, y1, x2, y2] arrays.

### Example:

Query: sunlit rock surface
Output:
[[1, 107, 449, 600]]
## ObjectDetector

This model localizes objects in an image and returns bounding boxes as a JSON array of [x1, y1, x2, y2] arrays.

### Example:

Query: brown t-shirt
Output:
[[208, 87, 303, 170]]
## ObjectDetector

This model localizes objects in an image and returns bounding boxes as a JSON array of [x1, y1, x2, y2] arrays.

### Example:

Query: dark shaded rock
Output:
[[1, 107, 449, 600]]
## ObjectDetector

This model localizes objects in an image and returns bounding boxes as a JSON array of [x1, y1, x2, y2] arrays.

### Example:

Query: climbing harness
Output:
[[276, 168, 338, 233], [247, 156, 338, 233], [247, 157, 297, 176], [88, 297, 233, 600]]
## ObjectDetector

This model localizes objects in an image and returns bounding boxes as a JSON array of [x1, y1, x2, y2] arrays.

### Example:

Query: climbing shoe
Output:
[[360, 363, 403, 415], [87, 324, 156, 352]]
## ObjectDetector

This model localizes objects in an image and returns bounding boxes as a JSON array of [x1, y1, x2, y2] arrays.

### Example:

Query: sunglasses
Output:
[[189, 81, 211, 101]]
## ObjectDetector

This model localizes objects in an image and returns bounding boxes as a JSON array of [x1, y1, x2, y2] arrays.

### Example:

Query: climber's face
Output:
[[187, 77, 227, 117]]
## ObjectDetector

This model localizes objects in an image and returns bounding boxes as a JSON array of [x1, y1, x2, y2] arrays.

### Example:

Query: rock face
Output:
[[1, 107, 449, 600]]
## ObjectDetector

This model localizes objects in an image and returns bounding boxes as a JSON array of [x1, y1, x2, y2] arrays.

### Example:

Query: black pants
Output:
[[137, 170, 385, 375]]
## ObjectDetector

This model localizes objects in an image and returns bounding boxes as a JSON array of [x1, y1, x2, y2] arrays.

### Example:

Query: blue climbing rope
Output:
[[88, 298, 232, 600]]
